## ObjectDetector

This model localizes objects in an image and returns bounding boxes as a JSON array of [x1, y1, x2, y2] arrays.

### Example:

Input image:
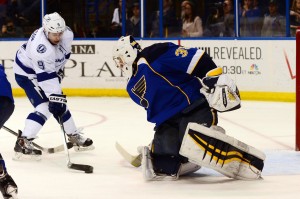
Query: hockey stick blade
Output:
[[2, 126, 73, 154], [115, 142, 142, 167], [68, 162, 94, 173], [58, 115, 93, 174]]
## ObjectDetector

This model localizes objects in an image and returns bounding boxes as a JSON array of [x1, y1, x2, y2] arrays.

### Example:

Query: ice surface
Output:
[[0, 97, 298, 199]]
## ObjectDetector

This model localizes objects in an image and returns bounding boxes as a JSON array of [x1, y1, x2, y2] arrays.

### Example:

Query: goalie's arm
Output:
[[189, 51, 219, 79]]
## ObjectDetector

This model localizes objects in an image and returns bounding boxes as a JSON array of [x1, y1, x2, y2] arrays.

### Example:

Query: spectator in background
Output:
[[203, 1, 223, 37], [149, 0, 180, 37], [0, 18, 24, 37], [111, 0, 124, 37], [6, 0, 28, 27], [261, 0, 286, 37], [253, 0, 262, 15], [290, 0, 300, 36], [127, 1, 141, 37], [0, 0, 6, 17], [222, 0, 235, 37], [240, 0, 262, 36], [162, 0, 180, 37], [182, 0, 203, 37], [181, 0, 189, 21]]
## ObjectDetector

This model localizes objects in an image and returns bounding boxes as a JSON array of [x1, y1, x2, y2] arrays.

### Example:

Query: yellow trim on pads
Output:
[[206, 67, 223, 77]]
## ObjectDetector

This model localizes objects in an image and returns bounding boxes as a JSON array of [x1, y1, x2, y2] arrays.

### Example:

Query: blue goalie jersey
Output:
[[127, 42, 217, 125], [0, 65, 14, 102]]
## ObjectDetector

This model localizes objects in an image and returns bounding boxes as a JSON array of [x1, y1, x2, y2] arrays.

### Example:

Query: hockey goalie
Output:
[[112, 36, 265, 181]]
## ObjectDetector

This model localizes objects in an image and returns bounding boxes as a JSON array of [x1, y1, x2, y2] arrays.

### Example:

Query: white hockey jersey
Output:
[[13, 27, 73, 96]]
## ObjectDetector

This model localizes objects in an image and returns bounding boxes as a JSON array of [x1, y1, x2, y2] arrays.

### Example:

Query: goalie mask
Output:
[[43, 12, 66, 35], [112, 36, 141, 80]]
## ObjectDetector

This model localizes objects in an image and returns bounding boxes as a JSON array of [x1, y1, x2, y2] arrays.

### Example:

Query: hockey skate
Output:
[[0, 173, 18, 199], [67, 131, 94, 152], [13, 130, 42, 161]]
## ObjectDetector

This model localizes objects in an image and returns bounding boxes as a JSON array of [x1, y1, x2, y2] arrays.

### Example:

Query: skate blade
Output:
[[13, 152, 41, 161], [73, 145, 95, 152], [6, 185, 18, 199]]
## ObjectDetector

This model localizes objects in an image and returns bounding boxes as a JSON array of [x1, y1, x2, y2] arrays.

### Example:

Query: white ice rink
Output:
[[0, 97, 299, 199]]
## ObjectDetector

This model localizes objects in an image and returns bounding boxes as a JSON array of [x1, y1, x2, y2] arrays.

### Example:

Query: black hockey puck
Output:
[[85, 166, 94, 173]]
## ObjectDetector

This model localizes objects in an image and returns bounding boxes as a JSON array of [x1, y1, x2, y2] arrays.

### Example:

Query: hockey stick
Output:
[[2, 126, 73, 154], [58, 116, 93, 173], [115, 142, 142, 167]]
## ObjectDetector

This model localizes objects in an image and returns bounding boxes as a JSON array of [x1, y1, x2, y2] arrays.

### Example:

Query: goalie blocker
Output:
[[179, 123, 265, 180]]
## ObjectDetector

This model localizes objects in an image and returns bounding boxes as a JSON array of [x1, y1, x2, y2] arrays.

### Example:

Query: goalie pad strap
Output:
[[179, 123, 265, 180]]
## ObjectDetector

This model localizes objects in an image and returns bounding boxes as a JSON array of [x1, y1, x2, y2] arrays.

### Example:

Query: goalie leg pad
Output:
[[179, 123, 265, 180], [141, 146, 178, 181], [178, 162, 201, 176]]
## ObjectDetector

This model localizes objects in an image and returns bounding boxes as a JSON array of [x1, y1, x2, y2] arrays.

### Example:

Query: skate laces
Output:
[[71, 134, 86, 142], [68, 128, 87, 145], [74, 127, 84, 134], [23, 139, 35, 150]]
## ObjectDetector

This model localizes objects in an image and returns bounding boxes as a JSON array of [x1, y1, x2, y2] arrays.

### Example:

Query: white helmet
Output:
[[43, 12, 66, 34], [112, 36, 141, 80]]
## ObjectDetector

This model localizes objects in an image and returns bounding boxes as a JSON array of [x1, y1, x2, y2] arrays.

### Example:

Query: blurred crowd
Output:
[[0, 0, 298, 38]]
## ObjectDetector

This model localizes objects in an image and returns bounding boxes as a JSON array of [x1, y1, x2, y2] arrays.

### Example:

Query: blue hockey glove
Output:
[[48, 94, 67, 117]]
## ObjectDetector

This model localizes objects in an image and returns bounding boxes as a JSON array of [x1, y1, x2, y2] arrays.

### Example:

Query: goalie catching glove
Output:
[[199, 67, 241, 112], [48, 94, 67, 117]]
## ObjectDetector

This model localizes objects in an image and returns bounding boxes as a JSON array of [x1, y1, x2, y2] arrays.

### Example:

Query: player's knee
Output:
[[153, 124, 181, 155], [152, 122, 184, 175], [35, 102, 52, 119], [151, 139, 182, 175], [151, 153, 182, 175]]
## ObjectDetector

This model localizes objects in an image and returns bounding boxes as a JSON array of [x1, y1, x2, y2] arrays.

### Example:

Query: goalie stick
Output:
[[58, 116, 93, 173], [2, 126, 73, 154], [115, 142, 142, 167]]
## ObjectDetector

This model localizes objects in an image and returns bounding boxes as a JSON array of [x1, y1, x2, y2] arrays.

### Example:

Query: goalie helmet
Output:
[[112, 36, 141, 80], [43, 12, 66, 34]]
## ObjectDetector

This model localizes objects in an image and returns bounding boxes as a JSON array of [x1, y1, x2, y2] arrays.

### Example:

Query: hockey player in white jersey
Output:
[[13, 12, 94, 158]]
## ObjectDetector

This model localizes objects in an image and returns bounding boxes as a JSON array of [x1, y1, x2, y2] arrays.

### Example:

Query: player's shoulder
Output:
[[141, 42, 175, 63], [29, 29, 55, 59]]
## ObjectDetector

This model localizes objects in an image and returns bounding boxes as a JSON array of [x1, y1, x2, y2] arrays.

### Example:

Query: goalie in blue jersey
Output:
[[112, 36, 265, 181], [0, 65, 18, 198]]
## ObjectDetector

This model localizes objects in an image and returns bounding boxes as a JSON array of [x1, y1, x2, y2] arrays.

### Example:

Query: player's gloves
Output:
[[48, 94, 67, 117], [199, 68, 241, 112]]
